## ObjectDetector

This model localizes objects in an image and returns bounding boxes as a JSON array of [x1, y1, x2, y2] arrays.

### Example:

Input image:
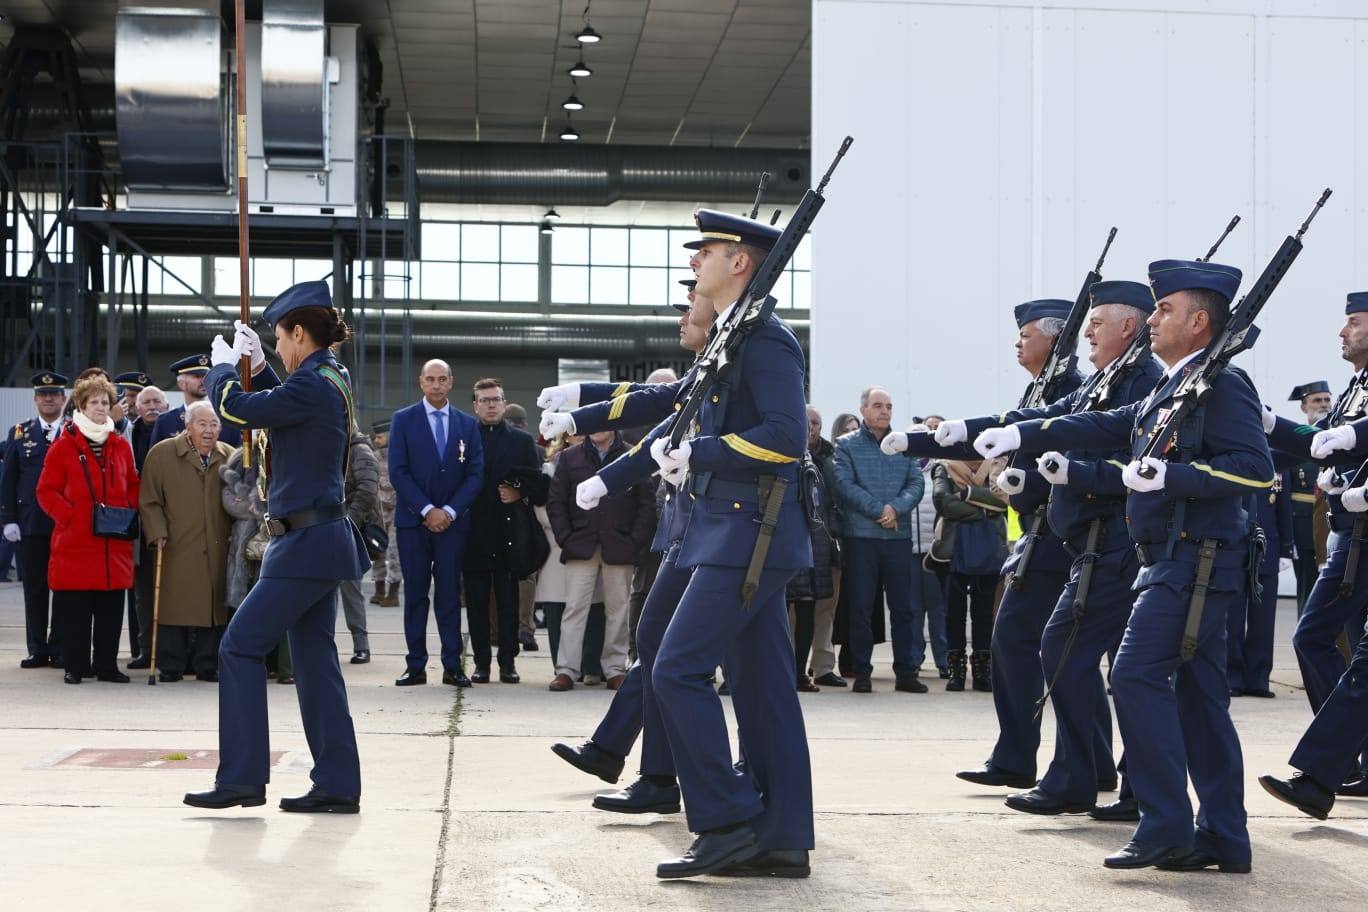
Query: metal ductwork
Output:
[[260, 0, 328, 167], [410, 142, 810, 206], [111, 303, 809, 358]]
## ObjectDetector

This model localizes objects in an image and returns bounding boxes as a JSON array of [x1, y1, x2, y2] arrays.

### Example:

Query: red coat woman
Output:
[[36, 375, 140, 683]]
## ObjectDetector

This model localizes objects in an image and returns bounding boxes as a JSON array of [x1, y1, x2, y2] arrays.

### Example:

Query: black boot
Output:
[[971, 650, 993, 692], [946, 650, 966, 692]]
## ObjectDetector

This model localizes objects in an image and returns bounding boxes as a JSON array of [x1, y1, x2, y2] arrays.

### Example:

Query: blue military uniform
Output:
[[1282, 384, 1325, 613], [205, 281, 370, 798], [973, 282, 1164, 810], [152, 355, 243, 448], [1010, 259, 1270, 867], [1228, 469, 1292, 696], [0, 372, 68, 664]]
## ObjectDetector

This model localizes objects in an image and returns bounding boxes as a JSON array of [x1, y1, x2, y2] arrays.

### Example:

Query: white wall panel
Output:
[[813, 0, 1368, 429]]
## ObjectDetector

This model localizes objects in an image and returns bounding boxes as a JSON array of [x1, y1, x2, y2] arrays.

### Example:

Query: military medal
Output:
[[458, 439, 466, 463]]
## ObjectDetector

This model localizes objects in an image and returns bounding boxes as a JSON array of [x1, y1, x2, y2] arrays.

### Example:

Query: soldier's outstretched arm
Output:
[[598, 416, 672, 494], [1267, 414, 1321, 459], [1015, 401, 1140, 453], [569, 376, 689, 436], [1162, 375, 1274, 499], [206, 362, 312, 431], [686, 328, 806, 475]]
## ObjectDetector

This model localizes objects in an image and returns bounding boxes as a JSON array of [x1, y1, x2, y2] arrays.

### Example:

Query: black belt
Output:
[[1134, 538, 1243, 569], [705, 478, 799, 504], [264, 503, 346, 538], [1062, 513, 1127, 559]]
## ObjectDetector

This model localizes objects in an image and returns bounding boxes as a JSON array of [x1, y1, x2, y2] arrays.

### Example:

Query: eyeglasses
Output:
[[475, 396, 505, 406]]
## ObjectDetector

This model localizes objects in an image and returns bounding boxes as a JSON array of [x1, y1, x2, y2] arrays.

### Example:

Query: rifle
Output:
[[1006, 227, 1115, 590], [1137, 188, 1331, 479], [1080, 213, 1241, 417], [664, 136, 854, 451]]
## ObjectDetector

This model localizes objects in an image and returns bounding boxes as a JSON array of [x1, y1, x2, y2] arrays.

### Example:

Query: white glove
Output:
[[974, 425, 1021, 459], [1261, 403, 1276, 435], [650, 437, 691, 474], [996, 468, 1026, 495], [1036, 452, 1069, 485], [934, 420, 968, 447], [232, 320, 266, 373], [539, 411, 576, 440], [1311, 424, 1358, 460], [1278, 557, 1293, 573], [1341, 486, 1368, 513], [660, 464, 689, 488], [537, 383, 581, 412], [1318, 467, 1349, 495], [881, 431, 908, 455], [576, 476, 608, 511], [3, 523, 19, 543], [210, 334, 236, 367], [1122, 457, 1167, 493]]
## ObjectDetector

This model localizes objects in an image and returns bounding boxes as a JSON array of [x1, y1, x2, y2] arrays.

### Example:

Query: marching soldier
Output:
[[1227, 471, 1291, 698], [1286, 381, 1331, 612], [184, 280, 370, 813], [1, 372, 68, 669], [975, 257, 1271, 873]]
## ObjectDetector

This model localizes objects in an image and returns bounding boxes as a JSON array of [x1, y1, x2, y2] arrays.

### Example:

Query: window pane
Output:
[[792, 272, 812, 311], [629, 268, 667, 307], [423, 222, 461, 260], [552, 265, 588, 304], [500, 264, 538, 302], [462, 224, 500, 261], [792, 235, 812, 271], [293, 259, 332, 283], [502, 226, 539, 263], [422, 262, 460, 300], [669, 228, 697, 255], [553, 227, 589, 265], [253, 259, 294, 296], [462, 263, 499, 300], [629, 228, 668, 266], [589, 266, 629, 305], [214, 257, 240, 297], [591, 228, 629, 266], [159, 256, 201, 294]]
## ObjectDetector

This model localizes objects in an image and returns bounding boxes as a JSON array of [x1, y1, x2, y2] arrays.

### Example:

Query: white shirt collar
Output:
[[1161, 349, 1202, 382], [423, 399, 449, 418], [716, 300, 738, 329]]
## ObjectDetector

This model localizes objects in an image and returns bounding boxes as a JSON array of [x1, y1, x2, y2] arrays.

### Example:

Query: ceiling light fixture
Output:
[[559, 122, 581, 142], [540, 219, 555, 235], [562, 93, 584, 112], [544, 208, 561, 221], [568, 59, 592, 78], [575, 24, 601, 44]]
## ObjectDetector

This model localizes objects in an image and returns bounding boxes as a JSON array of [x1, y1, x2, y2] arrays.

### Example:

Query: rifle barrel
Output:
[[1200, 215, 1241, 262], [748, 172, 771, 220], [1296, 188, 1333, 240], [816, 136, 854, 194], [1094, 226, 1118, 272]]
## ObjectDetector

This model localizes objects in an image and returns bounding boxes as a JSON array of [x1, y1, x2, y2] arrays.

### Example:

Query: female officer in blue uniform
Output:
[[184, 280, 370, 813]]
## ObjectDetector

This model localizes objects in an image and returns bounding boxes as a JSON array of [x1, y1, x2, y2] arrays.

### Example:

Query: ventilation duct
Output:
[[260, 0, 328, 167]]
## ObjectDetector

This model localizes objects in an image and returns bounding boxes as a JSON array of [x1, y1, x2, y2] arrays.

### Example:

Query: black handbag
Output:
[[78, 452, 140, 541], [361, 521, 389, 561], [506, 501, 550, 581]]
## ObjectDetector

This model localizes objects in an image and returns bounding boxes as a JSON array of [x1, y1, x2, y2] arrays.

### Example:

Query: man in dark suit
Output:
[[462, 377, 547, 684], [389, 359, 485, 687], [151, 355, 242, 447], [1, 372, 68, 668]]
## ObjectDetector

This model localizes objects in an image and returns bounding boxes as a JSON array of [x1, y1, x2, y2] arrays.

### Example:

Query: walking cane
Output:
[[148, 547, 163, 686]]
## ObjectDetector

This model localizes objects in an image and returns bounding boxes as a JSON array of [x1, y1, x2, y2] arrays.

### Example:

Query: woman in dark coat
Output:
[[37, 374, 140, 684]]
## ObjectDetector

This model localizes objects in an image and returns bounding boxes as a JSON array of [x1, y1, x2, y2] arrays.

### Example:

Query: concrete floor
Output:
[[1, 579, 1364, 911]]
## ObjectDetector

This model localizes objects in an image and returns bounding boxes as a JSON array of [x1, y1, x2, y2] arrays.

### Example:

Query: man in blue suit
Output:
[[389, 359, 484, 688], [975, 258, 1272, 873], [2, 372, 68, 668]]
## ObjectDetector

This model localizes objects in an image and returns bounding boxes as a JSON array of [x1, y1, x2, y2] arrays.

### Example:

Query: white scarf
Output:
[[73, 411, 114, 445]]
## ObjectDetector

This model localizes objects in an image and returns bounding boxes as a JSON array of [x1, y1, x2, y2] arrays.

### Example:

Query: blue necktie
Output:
[[433, 409, 447, 456]]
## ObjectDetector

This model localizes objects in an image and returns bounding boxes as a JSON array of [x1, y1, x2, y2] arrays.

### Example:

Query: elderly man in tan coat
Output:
[[139, 400, 236, 682]]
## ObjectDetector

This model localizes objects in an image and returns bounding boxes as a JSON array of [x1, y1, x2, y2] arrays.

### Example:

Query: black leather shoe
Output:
[[471, 668, 491, 684], [956, 765, 1035, 789], [500, 668, 520, 684], [550, 740, 624, 784], [1338, 777, 1368, 797], [1229, 687, 1245, 697], [19, 655, 48, 669], [127, 656, 150, 670], [895, 676, 929, 693], [519, 631, 539, 652], [813, 672, 847, 687], [1097, 777, 1119, 792], [183, 785, 267, 809], [395, 669, 427, 686], [196, 670, 218, 683], [717, 849, 811, 878], [1090, 797, 1140, 821], [97, 671, 131, 683], [1259, 773, 1333, 820], [158, 671, 183, 683], [1156, 851, 1251, 874], [63, 671, 82, 684], [279, 787, 359, 814], [49, 656, 64, 668], [656, 824, 760, 879], [1005, 787, 1093, 815], [1244, 688, 1275, 698], [350, 650, 370, 665], [593, 777, 681, 814], [852, 674, 872, 693], [1103, 841, 1184, 869], [442, 669, 472, 687]]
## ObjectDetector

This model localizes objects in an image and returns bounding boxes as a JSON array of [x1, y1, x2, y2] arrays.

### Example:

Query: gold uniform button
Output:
[[711, 395, 719, 403], [733, 502, 742, 510]]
